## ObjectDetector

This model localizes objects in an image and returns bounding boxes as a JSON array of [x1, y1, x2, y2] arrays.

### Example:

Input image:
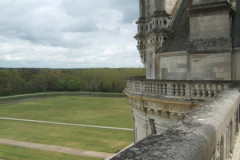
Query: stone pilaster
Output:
[[139, 0, 145, 19]]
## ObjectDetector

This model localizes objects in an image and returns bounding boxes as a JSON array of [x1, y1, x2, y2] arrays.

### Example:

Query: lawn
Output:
[[0, 96, 133, 128], [0, 96, 133, 154], [0, 144, 102, 160], [0, 120, 133, 153]]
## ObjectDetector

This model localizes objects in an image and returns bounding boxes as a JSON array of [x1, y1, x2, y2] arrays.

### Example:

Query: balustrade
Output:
[[125, 78, 236, 101]]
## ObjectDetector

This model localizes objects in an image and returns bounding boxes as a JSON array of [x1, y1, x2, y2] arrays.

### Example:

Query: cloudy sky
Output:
[[0, 0, 142, 68]]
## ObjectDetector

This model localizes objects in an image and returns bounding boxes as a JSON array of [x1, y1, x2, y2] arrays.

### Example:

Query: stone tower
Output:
[[126, 0, 240, 142]]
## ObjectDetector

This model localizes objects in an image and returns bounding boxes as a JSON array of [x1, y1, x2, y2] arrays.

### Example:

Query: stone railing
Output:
[[125, 77, 239, 101], [110, 89, 240, 160]]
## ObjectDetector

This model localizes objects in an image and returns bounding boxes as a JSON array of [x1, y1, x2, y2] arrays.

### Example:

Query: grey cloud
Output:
[[0, 0, 141, 68]]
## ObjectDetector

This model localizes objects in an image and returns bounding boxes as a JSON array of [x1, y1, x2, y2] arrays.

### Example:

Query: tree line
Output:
[[0, 68, 145, 96]]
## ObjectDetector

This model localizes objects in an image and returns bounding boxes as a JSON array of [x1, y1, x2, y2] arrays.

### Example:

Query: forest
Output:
[[0, 68, 145, 96]]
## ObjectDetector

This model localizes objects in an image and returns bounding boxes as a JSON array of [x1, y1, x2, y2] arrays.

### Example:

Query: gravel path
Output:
[[0, 138, 114, 159], [0, 117, 133, 131]]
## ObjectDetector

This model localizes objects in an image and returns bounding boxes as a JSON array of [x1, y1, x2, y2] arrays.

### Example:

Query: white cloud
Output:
[[0, 0, 142, 68]]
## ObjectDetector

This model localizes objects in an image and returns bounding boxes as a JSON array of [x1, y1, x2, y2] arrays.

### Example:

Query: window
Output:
[[149, 119, 157, 135]]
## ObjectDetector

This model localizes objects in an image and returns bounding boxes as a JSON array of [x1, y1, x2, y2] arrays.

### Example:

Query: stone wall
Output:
[[158, 51, 188, 80], [165, 0, 179, 15], [128, 95, 188, 142], [111, 89, 240, 160], [190, 53, 232, 80], [190, 14, 230, 39], [156, 52, 232, 80]]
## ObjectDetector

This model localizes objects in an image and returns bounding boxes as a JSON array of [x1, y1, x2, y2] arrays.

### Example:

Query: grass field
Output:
[[0, 144, 102, 160], [0, 120, 133, 153], [0, 95, 134, 158], [0, 96, 133, 128]]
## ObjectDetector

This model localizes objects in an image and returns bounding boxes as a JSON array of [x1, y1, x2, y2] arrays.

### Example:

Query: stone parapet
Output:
[[111, 89, 240, 160]]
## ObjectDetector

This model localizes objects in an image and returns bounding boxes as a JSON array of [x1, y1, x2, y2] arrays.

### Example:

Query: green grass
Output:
[[0, 95, 133, 156], [0, 96, 133, 128], [0, 120, 133, 153], [0, 144, 102, 160]]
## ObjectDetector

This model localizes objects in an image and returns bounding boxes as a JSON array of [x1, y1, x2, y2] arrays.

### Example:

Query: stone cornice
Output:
[[126, 92, 198, 107]]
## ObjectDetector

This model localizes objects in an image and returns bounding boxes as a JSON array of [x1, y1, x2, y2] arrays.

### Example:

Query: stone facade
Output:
[[130, 0, 240, 143]]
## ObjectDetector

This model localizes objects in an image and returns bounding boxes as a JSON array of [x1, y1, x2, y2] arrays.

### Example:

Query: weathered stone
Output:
[[112, 1, 240, 159]]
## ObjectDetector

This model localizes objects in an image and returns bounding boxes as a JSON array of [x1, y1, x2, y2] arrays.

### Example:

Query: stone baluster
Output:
[[133, 81, 136, 92], [163, 84, 167, 95], [154, 82, 157, 94], [180, 84, 186, 96], [144, 83, 147, 93], [185, 83, 191, 98], [175, 84, 180, 96], [150, 82, 153, 94], [157, 83, 160, 94], [146, 82, 149, 93], [206, 84, 213, 97], [201, 83, 207, 97], [195, 84, 201, 97], [167, 83, 174, 96], [191, 84, 196, 97], [151, 82, 154, 94], [140, 81, 143, 93], [212, 84, 218, 96], [147, 82, 150, 93], [163, 84, 166, 95]]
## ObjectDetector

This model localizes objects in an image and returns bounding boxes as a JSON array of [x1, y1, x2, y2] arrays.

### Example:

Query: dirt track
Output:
[[0, 138, 114, 159]]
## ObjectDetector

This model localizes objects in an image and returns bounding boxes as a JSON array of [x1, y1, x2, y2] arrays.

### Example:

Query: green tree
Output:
[[66, 80, 81, 91]]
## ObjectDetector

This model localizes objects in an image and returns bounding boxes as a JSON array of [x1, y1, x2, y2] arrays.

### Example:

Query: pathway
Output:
[[0, 117, 133, 131], [0, 138, 114, 159]]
